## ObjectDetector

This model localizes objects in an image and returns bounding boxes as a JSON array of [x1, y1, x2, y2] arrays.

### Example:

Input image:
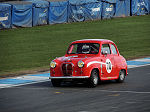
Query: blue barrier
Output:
[[48, 0, 68, 24], [82, 1, 102, 21], [149, 0, 150, 14], [101, 0, 116, 19], [131, 0, 149, 15], [33, 0, 49, 26], [23, 0, 49, 26], [4, 1, 33, 28], [68, 0, 102, 22], [115, 0, 130, 17], [0, 3, 11, 29], [0, 0, 150, 29]]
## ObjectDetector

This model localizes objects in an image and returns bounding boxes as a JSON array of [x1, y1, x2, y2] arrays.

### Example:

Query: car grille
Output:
[[62, 63, 73, 76]]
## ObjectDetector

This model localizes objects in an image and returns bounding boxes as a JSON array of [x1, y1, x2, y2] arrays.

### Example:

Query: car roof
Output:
[[71, 39, 114, 44]]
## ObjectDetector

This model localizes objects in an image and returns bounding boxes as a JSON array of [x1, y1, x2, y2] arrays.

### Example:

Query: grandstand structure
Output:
[[0, 0, 150, 29]]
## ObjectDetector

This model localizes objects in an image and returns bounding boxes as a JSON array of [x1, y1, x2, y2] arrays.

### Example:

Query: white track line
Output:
[[128, 63, 150, 69], [0, 79, 50, 89], [84, 89, 150, 94], [131, 58, 150, 62], [15, 76, 48, 81]]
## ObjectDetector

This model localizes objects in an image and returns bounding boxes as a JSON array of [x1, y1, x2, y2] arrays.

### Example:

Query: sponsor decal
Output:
[[39, 13, 46, 18], [0, 16, 8, 21], [110, 5, 113, 8], [137, 2, 145, 7], [92, 8, 100, 12], [106, 8, 113, 12], [44, 9, 47, 13], [77, 10, 83, 14]]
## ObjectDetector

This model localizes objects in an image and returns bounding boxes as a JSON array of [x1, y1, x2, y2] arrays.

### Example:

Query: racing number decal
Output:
[[106, 59, 112, 73]]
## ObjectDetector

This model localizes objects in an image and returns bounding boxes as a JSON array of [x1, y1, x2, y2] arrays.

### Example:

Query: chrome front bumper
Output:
[[49, 76, 89, 79]]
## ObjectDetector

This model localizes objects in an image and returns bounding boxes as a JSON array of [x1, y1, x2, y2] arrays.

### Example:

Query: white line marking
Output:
[[110, 106, 119, 109], [126, 101, 136, 104], [83, 89, 150, 94], [128, 64, 150, 69], [0, 84, 12, 88], [15, 76, 48, 81], [0, 79, 50, 89], [132, 58, 150, 62]]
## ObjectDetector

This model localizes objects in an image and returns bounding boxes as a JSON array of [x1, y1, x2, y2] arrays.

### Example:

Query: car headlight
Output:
[[78, 60, 84, 68], [50, 61, 56, 68]]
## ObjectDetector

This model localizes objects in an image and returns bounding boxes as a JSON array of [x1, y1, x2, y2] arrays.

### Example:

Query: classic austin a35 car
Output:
[[50, 39, 128, 87]]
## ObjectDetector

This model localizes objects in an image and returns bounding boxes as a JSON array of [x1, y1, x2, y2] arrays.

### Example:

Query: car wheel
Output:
[[116, 70, 125, 83], [51, 79, 61, 87], [88, 69, 99, 87]]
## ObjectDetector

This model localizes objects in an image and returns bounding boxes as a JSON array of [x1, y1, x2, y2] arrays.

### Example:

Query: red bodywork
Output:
[[50, 39, 127, 81]]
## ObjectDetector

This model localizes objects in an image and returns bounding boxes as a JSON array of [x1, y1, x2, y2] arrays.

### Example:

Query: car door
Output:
[[101, 43, 115, 79], [110, 43, 120, 77]]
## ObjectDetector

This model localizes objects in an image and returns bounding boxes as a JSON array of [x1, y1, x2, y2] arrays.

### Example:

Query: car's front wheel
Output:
[[116, 70, 126, 83], [88, 69, 99, 87], [51, 79, 62, 87]]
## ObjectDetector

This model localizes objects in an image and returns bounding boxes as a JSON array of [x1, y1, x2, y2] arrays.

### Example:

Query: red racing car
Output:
[[50, 39, 128, 87]]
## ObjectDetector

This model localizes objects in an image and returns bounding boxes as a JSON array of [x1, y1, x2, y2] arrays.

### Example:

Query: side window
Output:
[[101, 44, 111, 54], [111, 44, 117, 54]]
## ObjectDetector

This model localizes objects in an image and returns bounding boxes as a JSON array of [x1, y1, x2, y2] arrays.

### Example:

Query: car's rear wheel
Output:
[[51, 79, 61, 87], [88, 69, 99, 87], [116, 70, 125, 83]]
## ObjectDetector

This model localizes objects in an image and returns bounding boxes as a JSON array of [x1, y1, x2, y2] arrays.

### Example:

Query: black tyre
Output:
[[51, 79, 61, 87], [88, 69, 99, 88], [116, 70, 125, 83]]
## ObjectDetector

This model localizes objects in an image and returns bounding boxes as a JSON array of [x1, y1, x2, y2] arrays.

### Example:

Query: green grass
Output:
[[0, 15, 150, 77]]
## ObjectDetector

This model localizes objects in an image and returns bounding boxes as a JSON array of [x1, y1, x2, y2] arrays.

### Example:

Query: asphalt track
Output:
[[1, 58, 150, 88], [0, 65, 150, 112]]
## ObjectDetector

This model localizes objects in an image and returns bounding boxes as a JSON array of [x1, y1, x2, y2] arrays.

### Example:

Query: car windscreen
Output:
[[67, 43, 100, 54]]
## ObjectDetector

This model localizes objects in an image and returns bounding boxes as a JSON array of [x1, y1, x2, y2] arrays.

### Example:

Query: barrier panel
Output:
[[24, 0, 49, 26], [1, 0, 150, 30], [4, 1, 32, 28], [48, 0, 68, 24], [131, 0, 149, 15], [115, 0, 130, 17], [0, 3, 11, 29], [101, 0, 116, 19], [68, 0, 102, 22], [149, 0, 150, 14]]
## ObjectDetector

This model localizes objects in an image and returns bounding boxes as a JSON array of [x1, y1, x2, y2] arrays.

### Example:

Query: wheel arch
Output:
[[90, 68, 100, 80], [116, 68, 127, 79], [120, 69, 127, 76]]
